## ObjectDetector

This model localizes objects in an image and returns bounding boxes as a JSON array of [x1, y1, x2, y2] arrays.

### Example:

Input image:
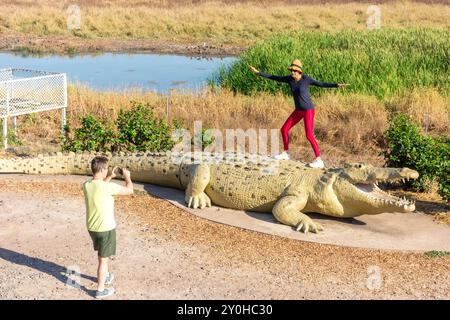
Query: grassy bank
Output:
[[8, 85, 448, 166], [216, 28, 449, 99], [1, 1, 449, 49]]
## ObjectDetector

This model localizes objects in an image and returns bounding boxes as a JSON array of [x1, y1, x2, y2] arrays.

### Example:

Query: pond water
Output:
[[0, 52, 235, 93]]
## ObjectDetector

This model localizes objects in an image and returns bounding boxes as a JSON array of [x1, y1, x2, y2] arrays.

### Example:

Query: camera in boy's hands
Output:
[[112, 166, 130, 179], [112, 166, 123, 176]]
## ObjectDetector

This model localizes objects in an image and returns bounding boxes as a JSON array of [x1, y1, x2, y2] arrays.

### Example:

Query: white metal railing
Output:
[[0, 68, 67, 150]]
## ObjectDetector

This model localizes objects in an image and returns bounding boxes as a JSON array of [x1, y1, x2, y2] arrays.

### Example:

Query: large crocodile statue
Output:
[[0, 151, 419, 233]]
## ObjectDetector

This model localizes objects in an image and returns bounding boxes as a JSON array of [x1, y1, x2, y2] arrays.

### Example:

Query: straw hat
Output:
[[287, 59, 303, 73]]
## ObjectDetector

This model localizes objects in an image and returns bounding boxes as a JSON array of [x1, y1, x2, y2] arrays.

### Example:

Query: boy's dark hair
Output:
[[91, 156, 109, 174]]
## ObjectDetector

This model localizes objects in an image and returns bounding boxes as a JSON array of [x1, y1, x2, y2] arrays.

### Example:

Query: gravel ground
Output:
[[0, 179, 449, 300]]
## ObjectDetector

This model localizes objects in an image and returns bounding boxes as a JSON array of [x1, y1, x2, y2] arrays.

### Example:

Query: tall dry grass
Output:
[[9, 0, 449, 7], [1, 1, 449, 46], [11, 85, 448, 165], [314, 93, 389, 153], [386, 88, 450, 135]]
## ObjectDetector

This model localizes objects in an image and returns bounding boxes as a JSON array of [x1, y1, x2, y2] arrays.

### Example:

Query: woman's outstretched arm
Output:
[[249, 65, 291, 83], [307, 76, 339, 88], [308, 76, 350, 88]]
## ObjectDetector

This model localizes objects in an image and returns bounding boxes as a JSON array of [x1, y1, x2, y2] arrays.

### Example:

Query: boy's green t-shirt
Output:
[[83, 179, 122, 232]]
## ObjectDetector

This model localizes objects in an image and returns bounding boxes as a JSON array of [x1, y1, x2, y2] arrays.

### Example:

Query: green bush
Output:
[[214, 28, 449, 100], [61, 102, 183, 153], [61, 114, 116, 152], [191, 127, 216, 151], [117, 102, 180, 152], [0, 129, 23, 147], [424, 250, 450, 259], [383, 114, 449, 202]]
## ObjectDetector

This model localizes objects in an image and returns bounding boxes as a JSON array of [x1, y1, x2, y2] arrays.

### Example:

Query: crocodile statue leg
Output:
[[272, 195, 324, 234], [185, 164, 212, 209]]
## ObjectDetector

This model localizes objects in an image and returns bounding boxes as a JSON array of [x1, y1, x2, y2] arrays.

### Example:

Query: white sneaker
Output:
[[95, 287, 115, 299], [308, 157, 325, 168], [274, 151, 290, 160]]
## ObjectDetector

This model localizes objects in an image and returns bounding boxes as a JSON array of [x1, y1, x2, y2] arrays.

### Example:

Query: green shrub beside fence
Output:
[[62, 102, 181, 153], [61, 102, 214, 154], [117, 102, 180, 152], [61, 114, 116, 152]]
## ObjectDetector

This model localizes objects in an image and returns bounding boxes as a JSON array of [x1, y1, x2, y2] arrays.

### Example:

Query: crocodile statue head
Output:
[[326, 163, 419, 217]]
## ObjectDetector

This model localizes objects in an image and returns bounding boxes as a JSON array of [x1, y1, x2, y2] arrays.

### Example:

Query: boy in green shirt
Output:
[[83, 156, 134, 298]]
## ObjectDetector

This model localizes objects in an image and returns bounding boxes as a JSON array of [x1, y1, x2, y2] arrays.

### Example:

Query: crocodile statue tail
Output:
[[0, 151, 184, 189]]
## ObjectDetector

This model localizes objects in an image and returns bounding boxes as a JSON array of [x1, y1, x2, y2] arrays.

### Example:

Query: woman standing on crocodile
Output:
[[249, 59, 350, 168]]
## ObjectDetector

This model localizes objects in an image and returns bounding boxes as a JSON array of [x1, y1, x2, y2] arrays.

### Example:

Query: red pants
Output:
[[281, 109, 320, 157]]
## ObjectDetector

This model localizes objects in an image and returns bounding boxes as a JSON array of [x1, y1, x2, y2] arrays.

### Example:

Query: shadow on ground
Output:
[[0, 247, 97, 297], [244, 211, 366, 230], [414, 200, 450, 215]]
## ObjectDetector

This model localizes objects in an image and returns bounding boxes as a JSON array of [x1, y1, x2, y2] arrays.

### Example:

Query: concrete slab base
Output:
[[145, 184, 450, 252]]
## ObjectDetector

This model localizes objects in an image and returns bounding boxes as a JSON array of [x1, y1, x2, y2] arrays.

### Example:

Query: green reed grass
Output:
[[215, 28, 449, 100]]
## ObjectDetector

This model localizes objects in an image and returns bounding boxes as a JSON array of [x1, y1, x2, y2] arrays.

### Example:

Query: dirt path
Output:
[[0, 178, 449, 300]]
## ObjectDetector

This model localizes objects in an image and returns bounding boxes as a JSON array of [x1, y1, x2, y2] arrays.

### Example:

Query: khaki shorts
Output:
[[89, 229, 116, 258]]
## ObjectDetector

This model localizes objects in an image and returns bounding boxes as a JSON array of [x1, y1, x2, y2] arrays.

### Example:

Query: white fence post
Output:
[[2, 117, 7, 150], [3, 82, 10, 150], [62, 74, 68, 134]]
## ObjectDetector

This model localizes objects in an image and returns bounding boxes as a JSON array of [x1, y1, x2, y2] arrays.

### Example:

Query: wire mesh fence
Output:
[[0, 68, 67, 149], [0, 68, 67, 117]]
